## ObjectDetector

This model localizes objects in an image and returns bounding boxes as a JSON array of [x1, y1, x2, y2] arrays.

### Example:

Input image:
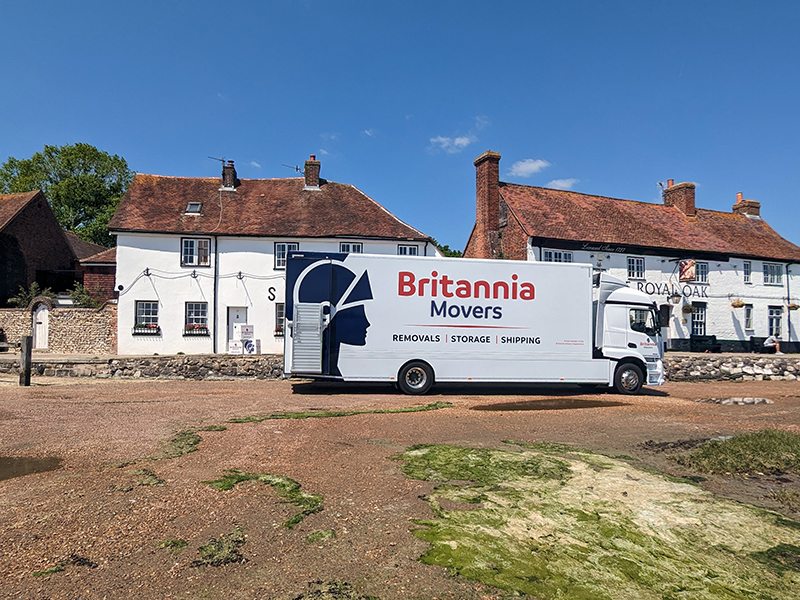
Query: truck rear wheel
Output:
[[614, 362, 644, 395], [398, 361, 434, 395]]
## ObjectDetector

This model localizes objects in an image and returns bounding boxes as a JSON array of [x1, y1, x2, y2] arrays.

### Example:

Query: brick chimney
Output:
[[221, 160, 238, 189], [304, 154, 321, 189], [732, 191, 761, 217], [663, 181, 696, 217], [474, 150, 502, 258]]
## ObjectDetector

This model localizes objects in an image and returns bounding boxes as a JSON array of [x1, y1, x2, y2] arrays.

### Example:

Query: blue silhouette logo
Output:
[[291, 257, 372, 376]]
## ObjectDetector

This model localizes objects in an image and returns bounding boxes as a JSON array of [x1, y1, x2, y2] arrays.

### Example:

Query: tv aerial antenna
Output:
[[281, 163, 303, 174], [209, 156, 227, 164]]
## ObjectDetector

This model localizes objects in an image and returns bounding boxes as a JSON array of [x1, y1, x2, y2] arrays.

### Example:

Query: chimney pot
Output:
[[667, 179, 674, 188], [736, 191, 743, 203], [304, 155, 321, 189], [310, 154, 315, 161]]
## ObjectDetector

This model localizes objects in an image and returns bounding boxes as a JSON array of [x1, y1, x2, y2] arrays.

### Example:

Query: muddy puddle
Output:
[[472, 398, 629, 411], [0, 456, 62, 482]]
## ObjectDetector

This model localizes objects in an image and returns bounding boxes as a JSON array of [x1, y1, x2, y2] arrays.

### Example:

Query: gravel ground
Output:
[[1, 375, 799, 600]]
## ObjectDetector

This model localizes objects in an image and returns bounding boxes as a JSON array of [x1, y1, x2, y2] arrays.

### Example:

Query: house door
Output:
[[33, 305, 49, 349], [227, 307, 248, 342]]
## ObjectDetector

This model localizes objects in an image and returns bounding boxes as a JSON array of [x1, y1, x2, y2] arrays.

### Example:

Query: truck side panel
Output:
[[286, 253, 601, 383]]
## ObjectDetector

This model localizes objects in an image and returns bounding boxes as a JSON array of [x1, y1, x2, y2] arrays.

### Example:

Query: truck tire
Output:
[[398, 361, 434, 395], [614, 362, 644, 395]]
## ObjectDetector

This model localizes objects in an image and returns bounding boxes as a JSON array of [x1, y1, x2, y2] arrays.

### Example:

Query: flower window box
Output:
[[183, 325, 210, 336], [132, 324, 161, 336], [274, 327, 285, 338]]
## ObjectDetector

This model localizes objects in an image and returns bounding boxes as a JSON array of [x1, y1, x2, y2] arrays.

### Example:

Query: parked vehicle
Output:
[[283, 252, 664, 394]]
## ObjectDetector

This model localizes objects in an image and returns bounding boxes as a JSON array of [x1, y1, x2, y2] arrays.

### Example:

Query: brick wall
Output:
[[471, 151, 502, 259], [498, 209, 529, 261], [0, 302, 117, 354], [82, 265, 117, 301]]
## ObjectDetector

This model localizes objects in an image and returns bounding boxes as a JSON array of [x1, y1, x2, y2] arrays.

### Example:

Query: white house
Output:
[[109, 157, 439, 355], [465, 151, 800, 353]]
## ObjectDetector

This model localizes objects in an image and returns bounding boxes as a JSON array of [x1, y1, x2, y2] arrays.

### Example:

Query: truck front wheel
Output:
[[614, 362, 644, 395], [398, 361, 434, 395]]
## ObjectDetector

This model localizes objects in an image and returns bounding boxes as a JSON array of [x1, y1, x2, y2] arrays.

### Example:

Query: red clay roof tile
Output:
[[109, 174, 431, 242], [500, 183, 800, 262]]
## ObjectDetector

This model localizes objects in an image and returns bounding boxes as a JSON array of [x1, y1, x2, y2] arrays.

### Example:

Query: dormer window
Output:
[[185, 202, 202, 214]]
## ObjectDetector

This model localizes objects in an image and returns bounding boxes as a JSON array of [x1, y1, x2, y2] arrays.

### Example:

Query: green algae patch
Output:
[[396, 444, 800, 599], [204, 469, 323, 529], [673, 429, 800, 475], [228, 401, 451, 423], [192, 527, 246, 567], [152, 429, 202, 460]]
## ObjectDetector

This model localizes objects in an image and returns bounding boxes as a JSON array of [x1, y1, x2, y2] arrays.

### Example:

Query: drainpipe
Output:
[[787, 263, 795, 346], [213, 235, 219, 353]]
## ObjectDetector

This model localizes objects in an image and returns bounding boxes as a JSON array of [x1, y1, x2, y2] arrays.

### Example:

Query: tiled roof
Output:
[[64, 231, 107, 260], [81, 246, 116, 265], [109, 174, 431, 241], [0, 191, 41, 232], [500, 183, 800, 262]]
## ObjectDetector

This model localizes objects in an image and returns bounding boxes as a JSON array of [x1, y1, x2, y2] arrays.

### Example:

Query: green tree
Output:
[[0, 143, 134, 247], [7, 283, 57, 308], [431, 238, 463, 257], [68, 282, 104, 309]]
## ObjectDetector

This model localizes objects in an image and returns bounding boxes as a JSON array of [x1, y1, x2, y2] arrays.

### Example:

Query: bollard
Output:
[[19, 335, 32, 386]]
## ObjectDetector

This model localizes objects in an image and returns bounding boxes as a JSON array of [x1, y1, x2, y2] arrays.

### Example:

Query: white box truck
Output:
[[283, 251, 664, 395]]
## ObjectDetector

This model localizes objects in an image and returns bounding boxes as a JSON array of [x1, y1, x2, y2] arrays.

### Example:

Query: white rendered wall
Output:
[[116, 234, 441, 355], [529, 240, 798, 347]]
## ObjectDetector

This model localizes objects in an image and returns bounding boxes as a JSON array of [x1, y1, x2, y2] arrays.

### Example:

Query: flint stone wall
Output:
[[0, 354, 285, 380], [665, 354, 799, 382], [1, 352, 798, 383], [0, 302, 117, 355]]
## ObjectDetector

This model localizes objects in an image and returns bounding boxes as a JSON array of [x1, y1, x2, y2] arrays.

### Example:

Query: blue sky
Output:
[[2, 1, 799, 250]]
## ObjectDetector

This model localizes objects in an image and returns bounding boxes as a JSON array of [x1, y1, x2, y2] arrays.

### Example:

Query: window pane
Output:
[[627, 257, 644, 279], [135, 301, 159, 325], [186, 302, 208, 325], [744, 305, 753, 330], [197, 240, 210, 265], [743, 261, 751, 283], [691, 303, 706, 336], [182, 239, 195, 265], [696, 262, 708, 283], [275, 302, 285, 335], [768, 306, 782, 337]]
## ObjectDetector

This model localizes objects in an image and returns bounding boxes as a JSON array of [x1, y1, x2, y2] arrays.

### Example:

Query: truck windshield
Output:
[[629, 308, 660, 337]]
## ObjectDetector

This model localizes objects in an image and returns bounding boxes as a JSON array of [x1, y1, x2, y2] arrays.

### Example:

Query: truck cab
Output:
[[594, 274, 665, 393]]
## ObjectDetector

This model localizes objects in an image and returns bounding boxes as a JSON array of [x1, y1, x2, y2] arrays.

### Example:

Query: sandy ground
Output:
[[1, 376, 799, 600]]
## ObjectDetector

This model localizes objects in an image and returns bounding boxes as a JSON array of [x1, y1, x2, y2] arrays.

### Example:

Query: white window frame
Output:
[[398, 244, 419, 256], [543, 250, 573, 263], [339, 242, 363, 254], [691, 302, 706, 336], [627, 256, 645, 280], [744, 304, 753, 330], [181, 238, 210, 267], [185, 302, 208, 326], [768, 306, 782, 337], [695, 262, 709, 284], [185, 202, 202, 214], [135, 301, 159, 326], [275, 242, 299, 269], [763, 263, 783, 286], [275, 302, 285, 336], [743, 261, 752, 284]]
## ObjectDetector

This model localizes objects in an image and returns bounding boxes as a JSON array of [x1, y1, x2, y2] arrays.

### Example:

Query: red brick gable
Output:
[[0, 191, 42, 231], [500, 183, 800, 262], [109, 174, 431, 241]]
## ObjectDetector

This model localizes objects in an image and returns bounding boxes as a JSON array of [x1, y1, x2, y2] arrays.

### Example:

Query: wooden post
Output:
[[19, 335, 32, 386]]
